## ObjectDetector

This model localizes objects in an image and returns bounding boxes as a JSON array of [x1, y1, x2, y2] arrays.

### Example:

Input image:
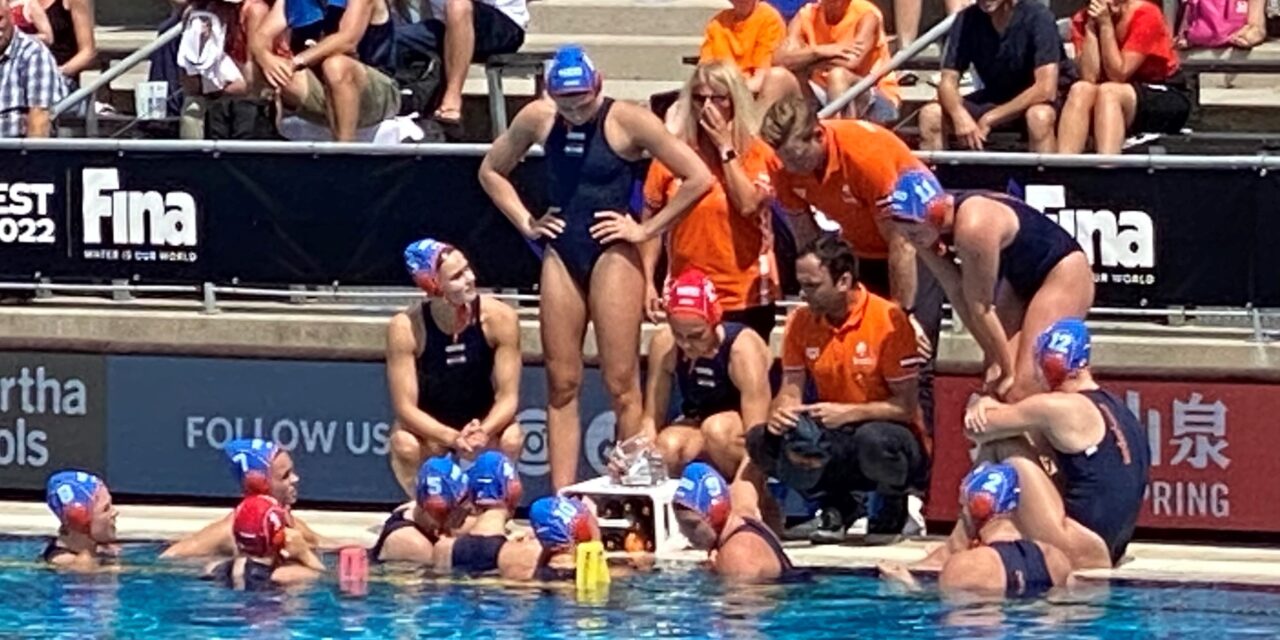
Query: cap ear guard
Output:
[[1035, 318, 1091, 388], [886, 170, 949, 226], [46, 470, 104, 533]]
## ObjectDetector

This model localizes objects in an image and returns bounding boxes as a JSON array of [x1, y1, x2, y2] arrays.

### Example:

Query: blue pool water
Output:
[[3, 537, 1280, 639]]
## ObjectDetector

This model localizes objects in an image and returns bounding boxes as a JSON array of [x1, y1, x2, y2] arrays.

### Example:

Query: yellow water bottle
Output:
[[575, 540, 610, 601]]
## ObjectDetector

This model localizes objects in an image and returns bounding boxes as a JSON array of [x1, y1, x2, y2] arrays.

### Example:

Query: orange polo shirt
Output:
[[782, 285, 929, 449], [795, 0, 900, 105], [699, 1, 787, 76], [769, 119, 928, 260], [644, 138, 780, 311]]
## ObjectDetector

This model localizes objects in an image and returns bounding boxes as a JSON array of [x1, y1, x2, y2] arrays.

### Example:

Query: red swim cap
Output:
[[233, 495, 288, 558], [664, 268, 722, 326]]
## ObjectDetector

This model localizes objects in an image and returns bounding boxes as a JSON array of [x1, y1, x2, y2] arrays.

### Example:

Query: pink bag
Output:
[[1180, 0, 1249, 47]]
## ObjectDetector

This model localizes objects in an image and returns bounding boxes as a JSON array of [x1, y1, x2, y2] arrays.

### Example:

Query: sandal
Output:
[[433, 106, 463, 126], [1229, 24, 1267, 49]]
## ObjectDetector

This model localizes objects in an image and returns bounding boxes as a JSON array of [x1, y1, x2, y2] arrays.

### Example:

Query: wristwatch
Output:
[[719, 147, 738, 163]]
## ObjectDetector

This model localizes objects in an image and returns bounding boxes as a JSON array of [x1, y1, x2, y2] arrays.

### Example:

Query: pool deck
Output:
[[5, 500, 1279, 588]]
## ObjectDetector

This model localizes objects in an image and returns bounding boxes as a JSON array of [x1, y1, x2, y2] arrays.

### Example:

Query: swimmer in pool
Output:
[[673, 462, 800, 582], [880, 171, 1095, 401], [204, 495, 324, 589], [641, 268, 773, 479], [163, 439, 326, 559], [879, 463, 1072, 600], [480, 44, 714, 491], [432, 451, 523, 575], [498, 495, 606, 582], [955, 318, 1151, 569], [387, 238, 524, 499], [43, 470, 119, 571], [370, 455, 471, 564]]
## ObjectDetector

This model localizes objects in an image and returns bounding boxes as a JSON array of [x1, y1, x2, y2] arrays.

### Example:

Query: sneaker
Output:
[[809, 507, 849, 545], [867, 493, 908, 543], [902, 495, 927, 538], [781, 513, 824, 541]]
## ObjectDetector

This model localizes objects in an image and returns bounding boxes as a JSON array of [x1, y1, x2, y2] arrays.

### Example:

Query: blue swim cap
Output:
[[530, 496, 596, 548], [47, 470, 104, 531], [468, 451, 522, 509], [546, 45, 599, 96], [674, 462, 731, 531], [1035, 317, 1091, 388], [225, 439, 279, 496], [404, 237, 455, 295], [885, 169, 949, 225], [961, 462, 1020, 525], [416, 456, 468, 519]]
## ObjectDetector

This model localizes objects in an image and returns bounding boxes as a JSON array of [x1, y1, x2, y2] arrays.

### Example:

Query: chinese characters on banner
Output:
[[928, 377, 1280, 531]]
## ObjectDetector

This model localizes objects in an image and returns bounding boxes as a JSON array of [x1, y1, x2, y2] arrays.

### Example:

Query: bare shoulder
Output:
[[716, 534, 780, 582], [480, 295, 520, 343], [388, 304, 424, 352], [510, 99, 558, 143]]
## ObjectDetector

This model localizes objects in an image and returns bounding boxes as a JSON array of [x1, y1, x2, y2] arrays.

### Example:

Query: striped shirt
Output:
[[0, 29, 67, 138]]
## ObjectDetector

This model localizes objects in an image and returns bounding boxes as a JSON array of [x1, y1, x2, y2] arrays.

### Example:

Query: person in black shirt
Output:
[[919, 0, 1076, 153]]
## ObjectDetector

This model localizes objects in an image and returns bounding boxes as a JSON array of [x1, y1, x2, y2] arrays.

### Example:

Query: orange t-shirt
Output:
[[644, 138, 780, 311], [782, 285, 929, 448], [769, 119, 927, 260], [795, 0, 899, 105], [699, 1, 787, 76]]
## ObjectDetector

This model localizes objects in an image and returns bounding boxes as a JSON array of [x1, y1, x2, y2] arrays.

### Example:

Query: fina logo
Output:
[[1020, 183, 1155, 284], [81, 168, 197, 247]]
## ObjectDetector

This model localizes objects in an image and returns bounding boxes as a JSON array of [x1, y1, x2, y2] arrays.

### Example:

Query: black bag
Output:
[[204, 96, 280, 140], [394, 51, 443, 117]]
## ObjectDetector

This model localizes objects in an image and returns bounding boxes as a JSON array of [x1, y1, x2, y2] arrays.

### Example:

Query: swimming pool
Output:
[[3, 537, 1279, 639]]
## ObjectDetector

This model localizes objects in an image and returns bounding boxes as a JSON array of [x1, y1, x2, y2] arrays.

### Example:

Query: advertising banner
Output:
[[103, 355, 621, 505], [927, 375, 1280, 532], [0, 353, 107, 490]]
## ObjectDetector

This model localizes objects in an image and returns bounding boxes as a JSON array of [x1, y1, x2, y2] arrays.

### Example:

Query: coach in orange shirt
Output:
[[698, 0, 795, 112], [774, 0, 900, 122], [643, 61, 780, 340], [747, 235, 928, 544]]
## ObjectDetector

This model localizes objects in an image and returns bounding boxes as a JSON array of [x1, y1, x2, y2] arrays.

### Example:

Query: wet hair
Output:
[[799, 234, 859, 286], [761, 94, 819, 149]]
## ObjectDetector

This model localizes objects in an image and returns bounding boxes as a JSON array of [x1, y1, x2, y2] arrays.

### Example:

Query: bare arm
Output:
[[621, 105, 714, 241], [829, 12, 879, 71], [250, 0, 288, 58], [937, 69, 967, 122], [720, 155, 769, 219], [640, 328, 677, 441], [953, 201, 1014, 377], [271, 564, 323, 585], [479, 103, 551, 239], [728, 330, 773, 428], [161, 514, 234, 559], [386, 313, 464, 445], [479, 299, 521, 438], [980, 64, 1059, 127], [773, 15, 825, 71], [812, 376, 918, 425], [784, 208, 821, 251], [880, 220, 919, 310], [1098, 21, 1148, 82], [26, 108, 52, 138], [1077, 25, 1102, 83], [772, 368, 804, 414], [294, 0, 371, 66], [25, 0, 54, 45], [59, 0, 97, 78], [963, 394, 1055, 443]]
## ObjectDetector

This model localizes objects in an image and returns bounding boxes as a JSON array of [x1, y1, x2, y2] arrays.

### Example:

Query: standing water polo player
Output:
[[386, 238, 524, 498], [879, 463, 1073, 600], [163, 439, 326, 558], [480, 45, 714, 490], [674, 462, 801, 582], [960, 318, 1151, 568], [43, 470, 119, 571], [641, 268, 773, 479]]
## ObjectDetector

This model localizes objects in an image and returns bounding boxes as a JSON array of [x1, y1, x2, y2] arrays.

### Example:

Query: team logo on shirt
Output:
[[852, 341, 875, 366], [840, 185, 860, 205], [805, 347, 819, 361]]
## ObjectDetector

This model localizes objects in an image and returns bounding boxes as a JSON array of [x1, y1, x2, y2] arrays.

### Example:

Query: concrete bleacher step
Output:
[[527, 0, 720, 37], [517, 33, 704, 80]]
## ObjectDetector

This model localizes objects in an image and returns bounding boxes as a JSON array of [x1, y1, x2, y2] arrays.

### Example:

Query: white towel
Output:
[[277, 114, 427, 144], [177, 10, 244, 94]]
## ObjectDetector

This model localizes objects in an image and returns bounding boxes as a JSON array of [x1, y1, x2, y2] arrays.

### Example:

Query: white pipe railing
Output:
[[51, 22, 185, 119], [818, 13, 958, 119]]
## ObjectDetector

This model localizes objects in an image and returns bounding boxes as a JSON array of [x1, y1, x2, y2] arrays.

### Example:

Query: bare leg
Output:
[[655, 425, 704, 477], [756, 67, 802, 116], [438, 0, 476, 119], [588, 245, 647, 446], [1230, 0, 1267, 47], [1057, 82, 1098, 154], [700, 411, 746, 478], [388, 424, 449, 498], [541, 250, 589, 491], [1004, 456, 1112, 570], [1024, 103, 1058, 153], [894, 0, 922, 48], [493, 422, 525, 461], [1092, 81, 1138, 155], [319, 55, 367, 141], [824, 67, 860, 119], [918, 102, 948, 150], [1008, 252, 1095, 402]]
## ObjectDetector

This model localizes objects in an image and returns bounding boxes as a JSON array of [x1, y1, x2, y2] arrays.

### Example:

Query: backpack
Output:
[[1179, 0, 1249, 47]]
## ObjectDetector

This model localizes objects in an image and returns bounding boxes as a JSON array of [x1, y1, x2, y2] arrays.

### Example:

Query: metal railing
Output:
[[819, 13, 959, 119]]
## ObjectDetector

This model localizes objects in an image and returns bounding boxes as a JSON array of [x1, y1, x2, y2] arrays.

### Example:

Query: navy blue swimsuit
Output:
[[675, 323, 746, 422], [450, 535, 507, 575], [952, 191, 1083, 301], [418, 299, 495, 429], [721, 518, 806, 582], [207, 558, 275, 591], [369, 507, 438, 563], [1059, 389, 1152, 566], [991, 540, 1054, 597], [543, 98, 644, 290]]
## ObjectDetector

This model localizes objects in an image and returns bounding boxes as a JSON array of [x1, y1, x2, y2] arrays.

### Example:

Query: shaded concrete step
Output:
[[528, 0, 721, 37], [519, 33, 702, 80]]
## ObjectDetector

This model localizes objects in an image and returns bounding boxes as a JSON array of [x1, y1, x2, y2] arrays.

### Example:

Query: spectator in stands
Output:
[[698, 0, 791, 110], [774, 0, 901, 121], [397, 0, 527, 127], [893, 0, 970, 51], [749, 235, 929, 544], [1057, 0, 1189, 155], [0, 0, 67, 138], [32, 0, 95, 87], [643, 61, 780, 341], [9, 0, 52, 45], [919, 0, 1074, 152], [252, 0, 400, 141]]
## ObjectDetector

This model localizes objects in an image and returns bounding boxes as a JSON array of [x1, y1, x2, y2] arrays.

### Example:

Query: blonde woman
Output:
[[642, 61, 780, 342]]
